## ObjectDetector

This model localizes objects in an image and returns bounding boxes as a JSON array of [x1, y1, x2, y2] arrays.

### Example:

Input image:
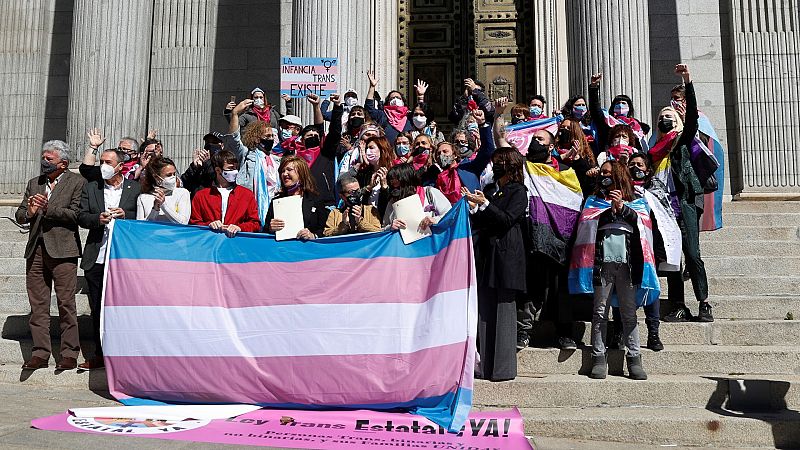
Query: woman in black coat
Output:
[[265, 155, 328, 239], [462, 147, 528, 381]]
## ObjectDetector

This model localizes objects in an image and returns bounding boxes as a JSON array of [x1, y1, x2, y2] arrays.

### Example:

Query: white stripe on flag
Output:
[[103, 288, 472, 357]]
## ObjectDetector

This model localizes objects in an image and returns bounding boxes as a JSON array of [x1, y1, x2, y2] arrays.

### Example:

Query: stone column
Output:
[[147, 0, 218, 172], [67, 0, 153, 154], [566, 0, 652, 125], [291, 0, 398, 124], [0, 1, 51, 195], [532, 0, 569, 112]]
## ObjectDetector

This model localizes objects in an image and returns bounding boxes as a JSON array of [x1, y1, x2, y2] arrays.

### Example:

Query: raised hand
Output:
[[414, 79, 429, 97], [192, 148, 210, 167], [590, 73, 603, 87], [147, 129, 159, 140], [306, 93, 321, 105], [281, 93, 291, 103], [87, 128, 106, 149], [330, 93, 341, 106], [494, 97, 509, 115], [675, 64, 690, 83], [472, 108, 486, 125], [367, 69, 378, 88], [233, 99, 254, 115], [464, 78, 478, 91]]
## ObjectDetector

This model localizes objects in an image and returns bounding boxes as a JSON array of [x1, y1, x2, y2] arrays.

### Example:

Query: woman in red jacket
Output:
[[189, 150, 261, 237]]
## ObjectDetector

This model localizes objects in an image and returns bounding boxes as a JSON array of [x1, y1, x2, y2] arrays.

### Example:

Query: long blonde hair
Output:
[[655, 106, 684, 141]]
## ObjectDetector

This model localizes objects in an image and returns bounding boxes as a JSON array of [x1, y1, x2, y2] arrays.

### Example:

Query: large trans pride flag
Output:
[[100, 200, 477, 432]]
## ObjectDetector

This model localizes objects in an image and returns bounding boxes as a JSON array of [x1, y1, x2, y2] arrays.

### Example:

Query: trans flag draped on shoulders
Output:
[[523, 161, 583, 265], [647, 112, 724, 231], [505, 115, 561, 155], [567, 196, 660, 307], [100, 200, 478, 433]]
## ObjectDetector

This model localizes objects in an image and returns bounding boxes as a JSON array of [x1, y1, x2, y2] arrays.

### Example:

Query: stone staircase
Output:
[[2, 202, 800, 448]]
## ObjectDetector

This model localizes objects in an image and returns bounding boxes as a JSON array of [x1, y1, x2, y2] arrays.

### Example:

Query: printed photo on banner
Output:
[[280, 57, 338, 99]]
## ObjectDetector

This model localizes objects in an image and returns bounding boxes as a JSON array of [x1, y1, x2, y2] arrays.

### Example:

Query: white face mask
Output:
[[222, 169, 238, 183], [388, 98, 404, 107], [100, 163, 117, 180], [412, 116, 427, 129], [345, 97, 358, 107], [612, 136, 629, 147], [159, 175, 177, 191], [253, 98, 265, 108], [365, 147, 380, 162]]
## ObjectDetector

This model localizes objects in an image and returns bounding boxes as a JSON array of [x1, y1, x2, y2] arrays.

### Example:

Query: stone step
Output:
[[723, 212, 800, 227], [700, 226, 800, 242], [0, 241, 27, 258], [533, 319, 800, 347], [0, 362, 107, 391], [725, 201, 800, 213], [0, 257, 86, 276], [0, 338, 97, 366], [0, 293, 91, 316], [697, 296, 800, 320], [703, 256, 800, 276], [660, 275, 800, 297], [516, 345, 800, 376], [0, 275, 88, 294], [1, 313, 94, 339], [475, 374, 800, 410], [516, 406, 800, 448], [701, 240, 800, 257]]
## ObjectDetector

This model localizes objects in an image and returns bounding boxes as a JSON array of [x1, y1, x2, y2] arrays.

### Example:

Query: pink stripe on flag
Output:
[[106, 342, 466, 406], [105, 238, 473, 308], [569, 243, 595, 270]]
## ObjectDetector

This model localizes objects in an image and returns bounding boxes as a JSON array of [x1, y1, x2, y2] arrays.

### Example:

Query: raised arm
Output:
[[675, 64, 698, 147], [493, 97, 511, 148], [307, 93, 324, 126], [321, 94, 343, 159], [83, 128, 106, 167], [229, 99, 254, 134]]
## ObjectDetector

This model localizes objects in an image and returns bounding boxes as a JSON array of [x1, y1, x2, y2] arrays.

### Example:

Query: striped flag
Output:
[[567, 195, 660, 307], [523, 162, 583, 265], [505, 116, 561, 155], [101, 200, 477, 432]]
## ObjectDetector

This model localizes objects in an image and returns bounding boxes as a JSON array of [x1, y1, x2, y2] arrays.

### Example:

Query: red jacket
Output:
[[190, 185, 261, 232]]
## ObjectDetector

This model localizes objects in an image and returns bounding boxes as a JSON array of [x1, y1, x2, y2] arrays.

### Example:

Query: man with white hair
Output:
[[15, 140, 86, 371]]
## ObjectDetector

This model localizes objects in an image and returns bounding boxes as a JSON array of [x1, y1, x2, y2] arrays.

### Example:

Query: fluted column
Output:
[[291, 0, 398, 124], [566, 0, 651, 122], [67, 0, 153, 154], [147, 0, 218, 172], [533, 0, 569, 112], [0, 1, 50, 195]]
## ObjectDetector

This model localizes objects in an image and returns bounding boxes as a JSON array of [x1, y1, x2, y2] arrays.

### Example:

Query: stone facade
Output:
[[0, 0, 796, 197]]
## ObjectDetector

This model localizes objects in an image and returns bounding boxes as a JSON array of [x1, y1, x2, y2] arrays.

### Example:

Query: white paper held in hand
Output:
[[392, 195, 431, 245], [273, 195, 304, 241]]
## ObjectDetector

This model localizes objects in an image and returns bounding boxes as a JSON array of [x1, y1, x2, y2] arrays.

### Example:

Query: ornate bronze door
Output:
[[399, 0, 534, 124]]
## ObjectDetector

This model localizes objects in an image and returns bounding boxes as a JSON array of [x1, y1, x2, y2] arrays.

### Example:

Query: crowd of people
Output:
[[15, 63, 718, 384]]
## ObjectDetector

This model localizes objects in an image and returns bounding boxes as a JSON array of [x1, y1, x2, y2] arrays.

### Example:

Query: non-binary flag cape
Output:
[[523, 161, 583, 265], [505, 115, 561, 154], [567, 195, 661, 307], [648, 112, 725, 231], [100, 200, 478, 433]]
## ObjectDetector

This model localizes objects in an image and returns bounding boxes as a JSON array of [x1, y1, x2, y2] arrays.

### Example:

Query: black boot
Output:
[[647, 331, 664, 351], [589, 354, 607, 379], [697, 301, 714, 322], [626, 355, 647, 380]]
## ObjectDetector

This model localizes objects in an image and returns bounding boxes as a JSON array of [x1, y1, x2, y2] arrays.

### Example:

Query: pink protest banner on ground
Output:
[[32, 407, 533, 449], [31, 408, 533, 450], [280, 57, 338, 99]]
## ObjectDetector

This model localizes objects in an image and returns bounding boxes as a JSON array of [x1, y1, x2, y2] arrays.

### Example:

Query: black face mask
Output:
[[260, 139, 274, 151], [658, 117, 674, 134], [511, 118, 522, 125], [41, 159, 58, 175], [345, 193, 361, 206], [557, 130, 572, 148], [304, 136, 321, 149], [349, 117, 365, 129], [599, 176, 613, 188], [526, 140, 550, 163], [493, 165, 507, 180], [629, 167, 647, 181]]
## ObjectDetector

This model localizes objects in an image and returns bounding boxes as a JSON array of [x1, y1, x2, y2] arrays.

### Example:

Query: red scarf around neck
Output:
[[253, 106, 271, 123], [648, 130, 679, 163], [384, 105, 409, 131], [436, 166, 463, 205]]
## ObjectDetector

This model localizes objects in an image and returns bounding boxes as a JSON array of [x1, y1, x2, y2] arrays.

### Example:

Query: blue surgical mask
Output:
[[573, 105, 587, 119], [281, 128, 293, 140], [396, 144, 410, 157], [530, 106, 543, 117], [467, 122, 479, 133]]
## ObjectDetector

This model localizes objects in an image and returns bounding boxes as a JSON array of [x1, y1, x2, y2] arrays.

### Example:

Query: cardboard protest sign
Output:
[[280, 57, 338, 99]]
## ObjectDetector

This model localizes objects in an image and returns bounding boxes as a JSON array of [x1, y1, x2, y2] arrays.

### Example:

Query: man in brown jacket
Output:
[[15, 140, 85, 370]]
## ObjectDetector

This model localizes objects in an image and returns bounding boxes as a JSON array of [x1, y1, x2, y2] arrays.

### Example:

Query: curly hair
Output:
[[242, 120, 270, 149]]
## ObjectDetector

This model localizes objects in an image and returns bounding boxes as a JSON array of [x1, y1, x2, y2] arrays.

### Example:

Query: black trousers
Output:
[[477, 287, 518, 381], [83, 263, 105, 358], [518, 257, 573, 338], [668, 202, 709, 304]]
